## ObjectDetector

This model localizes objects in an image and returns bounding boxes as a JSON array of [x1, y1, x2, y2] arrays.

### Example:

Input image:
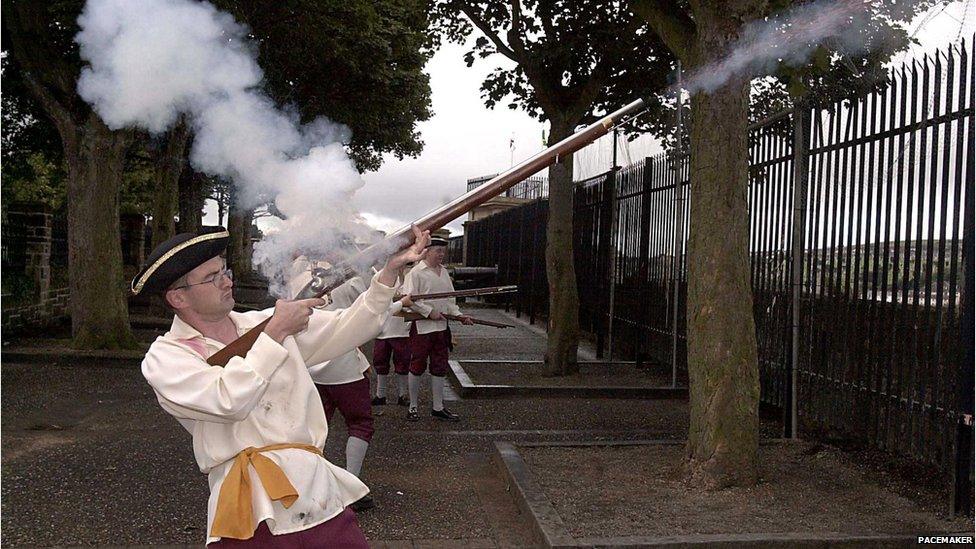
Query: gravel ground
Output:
[[0, 361, 699, 546], [460, 361, 677, 387], [1, 307, 709, 546], [522, 441, 974, 539]]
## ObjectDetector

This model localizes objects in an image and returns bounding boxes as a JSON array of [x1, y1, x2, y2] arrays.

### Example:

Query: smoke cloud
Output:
[[75, 0, 377, 296], [684, 0, 878, 94]]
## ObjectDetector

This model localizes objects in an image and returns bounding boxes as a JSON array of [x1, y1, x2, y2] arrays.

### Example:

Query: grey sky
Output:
[[212, 1, 973, 236]]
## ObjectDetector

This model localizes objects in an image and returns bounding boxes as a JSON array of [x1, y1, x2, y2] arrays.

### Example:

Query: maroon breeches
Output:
[[372, 337, 411, 375], [208, 508, 368, 548], [315, 376, 374, 442], [408, 325, 450, 377]]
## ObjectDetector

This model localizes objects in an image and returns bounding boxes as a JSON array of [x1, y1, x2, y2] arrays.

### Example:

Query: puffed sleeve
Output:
[[141, 333, 289, 423], [291, 272, 397, 365], [445, 296, 463, 317], [402, 267, 433, 317]]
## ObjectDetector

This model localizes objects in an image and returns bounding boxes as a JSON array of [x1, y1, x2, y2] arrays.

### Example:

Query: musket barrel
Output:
[[295, 98, 647, 300], [211, 98, 647, 365]]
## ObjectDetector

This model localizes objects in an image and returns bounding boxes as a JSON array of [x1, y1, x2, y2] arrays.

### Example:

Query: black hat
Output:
[[429, 228, 451, 247], [130, 227, 230, 295]]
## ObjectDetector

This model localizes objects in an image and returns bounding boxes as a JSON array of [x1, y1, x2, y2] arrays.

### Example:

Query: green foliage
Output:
[[1, 55, 62, 164], [1, 152, 66, 210], [120, 144, 157, 216], [217, 0, 435, 172], [432, 0, 677, 141], [3, 0, 435, 195], [740, 0, 941, 108]]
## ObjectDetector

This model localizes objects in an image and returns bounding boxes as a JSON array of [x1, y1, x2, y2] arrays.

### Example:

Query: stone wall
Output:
[[1, 287, 70, 334], [2, 204, 68, 334]]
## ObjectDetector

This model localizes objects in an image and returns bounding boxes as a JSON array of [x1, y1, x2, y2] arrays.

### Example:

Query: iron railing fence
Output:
[[463, 40, 974, 501]]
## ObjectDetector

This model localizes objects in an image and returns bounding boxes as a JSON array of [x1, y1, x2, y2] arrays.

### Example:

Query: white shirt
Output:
[[141, 274, 395, 544], [377, 275, 411, 339], [401, 260, 462, 335], [308, 276, 371, 385]]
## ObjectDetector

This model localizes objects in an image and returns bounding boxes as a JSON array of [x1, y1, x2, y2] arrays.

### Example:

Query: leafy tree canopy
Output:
[[432, 0, 677, 141], [2, 0, 436, 183], [216, 0, 436, 172]]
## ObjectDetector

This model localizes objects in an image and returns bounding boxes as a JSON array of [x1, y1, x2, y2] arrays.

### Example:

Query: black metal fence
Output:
[[464, 40, 974, 498], [467, 173, 549, 200], [447, 235, 464, 264], [466, 199, 550, 323]]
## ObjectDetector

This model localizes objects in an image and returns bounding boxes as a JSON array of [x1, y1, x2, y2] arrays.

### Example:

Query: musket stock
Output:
[[207, 98, 648, 366]]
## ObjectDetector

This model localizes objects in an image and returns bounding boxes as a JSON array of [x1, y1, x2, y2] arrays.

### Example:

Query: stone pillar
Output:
[[8, 204, 53, 299]]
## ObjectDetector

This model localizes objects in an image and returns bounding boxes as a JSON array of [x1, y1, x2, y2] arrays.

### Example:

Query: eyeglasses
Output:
[[172, 267, 234, 290]]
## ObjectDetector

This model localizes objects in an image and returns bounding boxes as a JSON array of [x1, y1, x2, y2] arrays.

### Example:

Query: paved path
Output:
[[1, 307, 694, 547]]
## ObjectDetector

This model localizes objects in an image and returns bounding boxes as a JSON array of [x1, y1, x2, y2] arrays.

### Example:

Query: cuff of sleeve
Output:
[[364, 273, 397, 315], [246, 332, 290, 381]]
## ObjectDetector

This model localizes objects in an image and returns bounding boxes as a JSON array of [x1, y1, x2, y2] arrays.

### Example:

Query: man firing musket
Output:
[[135, 225, 430, 547], [401, 228, 473, 422], [153, 91, 650, 545]]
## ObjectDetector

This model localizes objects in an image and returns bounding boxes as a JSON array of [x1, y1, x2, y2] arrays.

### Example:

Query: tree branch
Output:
[[573, 64, 609, 118], [4, 2, 80, 140], [457, 4, 518, 62], [631, 0, 697, 62], [503, 0, 561, 115]]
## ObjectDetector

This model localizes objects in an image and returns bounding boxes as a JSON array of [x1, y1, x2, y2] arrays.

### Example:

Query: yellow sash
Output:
[[210, 443, 323, 540]]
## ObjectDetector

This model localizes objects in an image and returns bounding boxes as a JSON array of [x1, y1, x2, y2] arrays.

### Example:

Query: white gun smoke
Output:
[[75, 0, 378, 296], [683, 0, 882, 94]]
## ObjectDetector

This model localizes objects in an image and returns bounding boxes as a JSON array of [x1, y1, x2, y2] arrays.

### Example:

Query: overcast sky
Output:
[[210, 1, 974, 236]]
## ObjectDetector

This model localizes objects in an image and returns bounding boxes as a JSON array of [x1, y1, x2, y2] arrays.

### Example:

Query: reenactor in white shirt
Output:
[[401, 228, 473, 422], [134, 226, 429, 546]]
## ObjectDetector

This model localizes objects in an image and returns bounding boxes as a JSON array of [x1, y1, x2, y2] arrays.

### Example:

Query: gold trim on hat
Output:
[[131, 230, 230, 295]]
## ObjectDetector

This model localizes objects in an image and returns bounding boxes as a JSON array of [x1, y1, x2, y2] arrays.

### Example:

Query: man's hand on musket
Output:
[[457, 315, 475, 326], [265, 298, 328, 343], [399, 294, 414, 308], [378, 225, 429, 287]]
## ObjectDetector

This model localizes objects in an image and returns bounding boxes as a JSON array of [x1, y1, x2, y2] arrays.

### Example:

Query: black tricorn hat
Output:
[[130, 227, 230, 296]]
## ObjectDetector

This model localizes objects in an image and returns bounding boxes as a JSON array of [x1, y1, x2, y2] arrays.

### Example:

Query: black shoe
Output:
[[371, 396, 387, 406], [396, 395, 409, 407], [406, 407, 420, 422], [431, 407, 460, 422], [350, 494, 374, 512]]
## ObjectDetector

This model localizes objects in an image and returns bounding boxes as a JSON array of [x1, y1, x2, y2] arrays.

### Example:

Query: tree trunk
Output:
[[64, 113, 139, 350], [227, 186, 254, 280], [684, 23, 760, 488], [543, 117, 580, 376], [217, 187, 227, 226], [177, 169, 205, 233], [150, 120, 190, 248]]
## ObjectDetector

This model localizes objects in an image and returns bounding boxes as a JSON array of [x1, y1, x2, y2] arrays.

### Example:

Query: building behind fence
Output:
[[464, 39, 974, 512]]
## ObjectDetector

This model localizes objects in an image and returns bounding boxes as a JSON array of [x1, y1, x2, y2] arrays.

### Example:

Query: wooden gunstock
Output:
[[207, 317, 272, 365], [207, 98, 647, 366]]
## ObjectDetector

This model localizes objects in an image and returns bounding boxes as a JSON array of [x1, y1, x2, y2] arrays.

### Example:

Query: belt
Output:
[[210, 443, 323, 540]]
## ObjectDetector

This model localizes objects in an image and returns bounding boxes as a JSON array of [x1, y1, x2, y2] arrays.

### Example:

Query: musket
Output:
[[395, 311, 516, 329], [207, 97, 649, 366], [393, 285, 517, 302]]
